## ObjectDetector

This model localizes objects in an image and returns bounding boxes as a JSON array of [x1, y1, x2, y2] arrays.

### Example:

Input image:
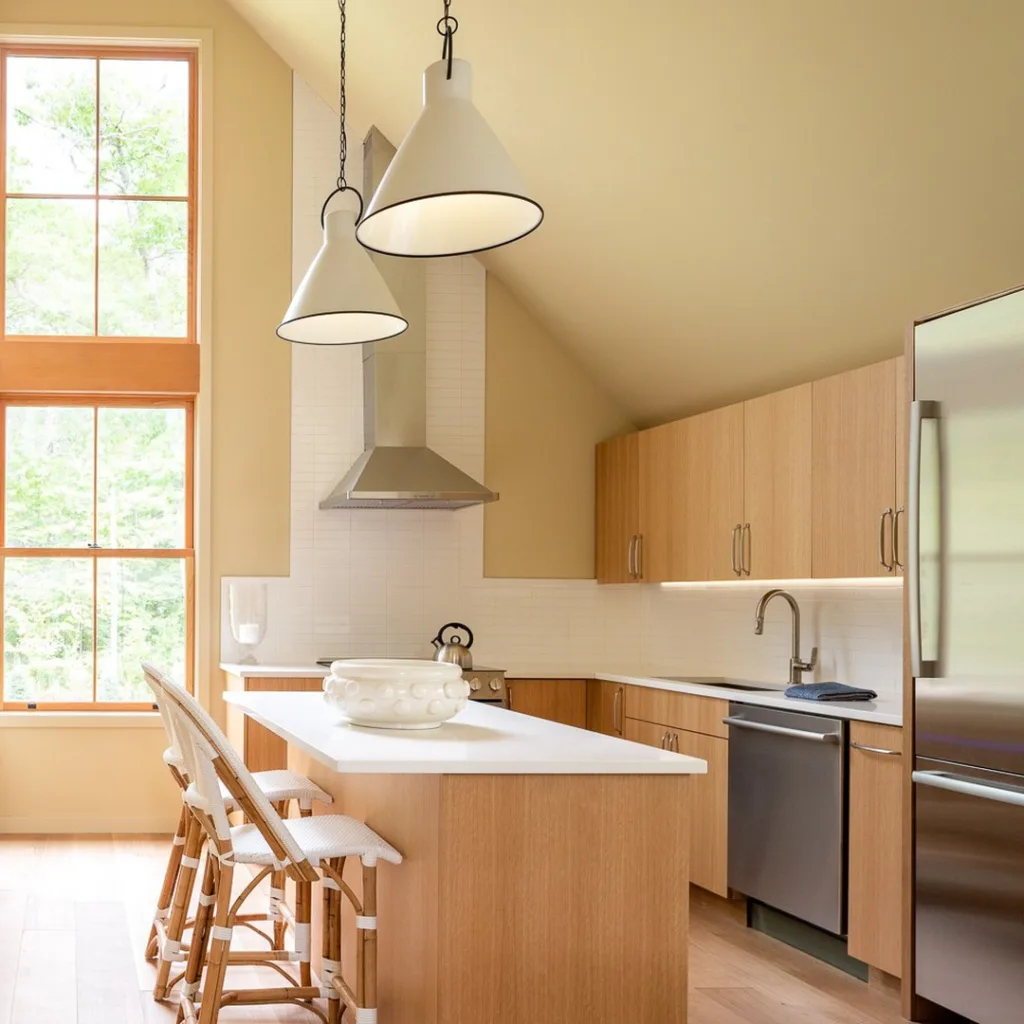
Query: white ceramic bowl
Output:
[[323, 659, 470, 730]]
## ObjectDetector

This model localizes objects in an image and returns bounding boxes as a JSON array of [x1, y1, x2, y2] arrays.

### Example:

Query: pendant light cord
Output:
[[337, 0, 348, 190], [320, 0, 363, 224], [437, 0, 458, 80]]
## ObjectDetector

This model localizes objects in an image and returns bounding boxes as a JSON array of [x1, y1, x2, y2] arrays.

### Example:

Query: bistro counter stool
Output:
[[143, 665, 332, 1001], [151, 665, 403, 1024]]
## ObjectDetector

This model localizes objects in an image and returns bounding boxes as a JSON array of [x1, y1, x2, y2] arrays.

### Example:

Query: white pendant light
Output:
[[277, 0, 407, 345], [356, 2, 543, 258]]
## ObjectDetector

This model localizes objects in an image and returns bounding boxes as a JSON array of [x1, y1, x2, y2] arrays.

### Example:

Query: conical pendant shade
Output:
[[356, 59, 543, 258], [277, 209, 408, 345]]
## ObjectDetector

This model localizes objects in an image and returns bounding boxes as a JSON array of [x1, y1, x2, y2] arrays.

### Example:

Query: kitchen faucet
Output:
[[754, 589, 818, 685]]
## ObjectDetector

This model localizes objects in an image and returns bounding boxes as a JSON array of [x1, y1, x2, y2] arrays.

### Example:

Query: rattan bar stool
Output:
[[153, 665, 402, 1024], [144, 666, 332, 1002]]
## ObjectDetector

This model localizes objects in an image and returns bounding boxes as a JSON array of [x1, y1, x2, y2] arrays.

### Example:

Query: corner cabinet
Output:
[[586, 679, 625, 736], [595, 356, 906, 584], [847, 721, 904, 977]]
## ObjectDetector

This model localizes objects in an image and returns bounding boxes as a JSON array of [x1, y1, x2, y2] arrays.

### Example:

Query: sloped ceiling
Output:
[[227, 0, 1024, 426]]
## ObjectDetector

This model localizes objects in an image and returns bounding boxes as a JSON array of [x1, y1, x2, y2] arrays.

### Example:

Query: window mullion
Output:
[[93, 57, 100, 337], [92, 406, 98, 702]]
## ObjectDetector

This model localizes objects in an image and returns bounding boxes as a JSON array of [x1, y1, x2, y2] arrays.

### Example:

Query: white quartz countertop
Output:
[[224, 691, 708, 776], [221, 663, 329, 679], [596, 673, 903, 726]]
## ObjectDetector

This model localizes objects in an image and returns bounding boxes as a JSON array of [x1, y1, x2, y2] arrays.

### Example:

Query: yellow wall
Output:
[[0, 0, 293, 832], [484, 276, 635, 578]]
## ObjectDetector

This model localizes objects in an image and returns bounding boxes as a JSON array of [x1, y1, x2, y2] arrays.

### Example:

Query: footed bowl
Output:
[[323, 659, 470, 730]]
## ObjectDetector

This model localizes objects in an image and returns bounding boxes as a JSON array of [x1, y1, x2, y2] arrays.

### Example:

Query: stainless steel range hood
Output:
[[319, 128, 497, 512]]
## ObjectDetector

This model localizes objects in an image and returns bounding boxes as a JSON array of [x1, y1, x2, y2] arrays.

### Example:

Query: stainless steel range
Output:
[[316, 659, 508, 708]]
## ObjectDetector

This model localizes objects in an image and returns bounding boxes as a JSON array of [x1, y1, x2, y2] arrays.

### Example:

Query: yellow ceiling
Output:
[[227, 0, 1024, 426]]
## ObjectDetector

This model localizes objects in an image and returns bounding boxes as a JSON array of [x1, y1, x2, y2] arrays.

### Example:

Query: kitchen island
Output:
[[224, 691, 706, 1024]]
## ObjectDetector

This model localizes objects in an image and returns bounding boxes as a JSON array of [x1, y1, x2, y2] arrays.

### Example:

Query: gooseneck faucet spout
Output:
[[754, 589, 818, 685]]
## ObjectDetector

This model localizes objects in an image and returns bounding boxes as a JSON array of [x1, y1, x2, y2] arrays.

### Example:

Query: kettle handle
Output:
[[434, 621, 474, 649]]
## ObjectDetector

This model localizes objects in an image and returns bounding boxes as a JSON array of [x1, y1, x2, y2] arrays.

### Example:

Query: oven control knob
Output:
[[488, 679, 502, 692], [469, 677, 482, 691]]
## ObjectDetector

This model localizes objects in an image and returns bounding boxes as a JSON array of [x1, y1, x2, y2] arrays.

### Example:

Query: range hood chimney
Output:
[[319, 128, 497, 511]]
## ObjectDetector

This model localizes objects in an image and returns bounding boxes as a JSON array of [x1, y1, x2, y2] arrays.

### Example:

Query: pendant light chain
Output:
[[437, 0, 458, 80], [337, 0, 347, 190]]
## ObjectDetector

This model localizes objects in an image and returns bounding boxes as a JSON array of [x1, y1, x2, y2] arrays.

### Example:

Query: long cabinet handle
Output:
[[878, 507, 894, 572], [635, 534, 643, 580], [913, 770, 1024, 809], [908, 400, 941, 678], [741, 523, 751, 576], [892, 507, 904, 571], [670, 732, 679, 752], [660, 730, 671, 749], [851, 741, 900, 756], [730, 525, 740, 576], [627, 535, 636, 579], [722, 715, 840, 743], [612, 686, 623, 735]]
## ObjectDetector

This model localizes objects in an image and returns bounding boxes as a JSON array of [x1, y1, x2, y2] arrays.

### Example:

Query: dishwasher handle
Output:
[[723, 715, 841, 744]]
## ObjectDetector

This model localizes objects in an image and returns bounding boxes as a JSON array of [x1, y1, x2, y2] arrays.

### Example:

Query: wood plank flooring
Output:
[[0, 836, 907, 1023]]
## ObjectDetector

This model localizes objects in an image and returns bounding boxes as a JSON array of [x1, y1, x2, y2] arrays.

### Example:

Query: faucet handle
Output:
[[794, 647, 818, 673]]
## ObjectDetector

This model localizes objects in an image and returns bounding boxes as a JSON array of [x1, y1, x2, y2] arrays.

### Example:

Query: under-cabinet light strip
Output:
[[659, 577, 903, 590]]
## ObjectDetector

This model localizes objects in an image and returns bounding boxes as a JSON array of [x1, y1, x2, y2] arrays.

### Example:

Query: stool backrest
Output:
[[145, 672, 186, 771], [142, 664, 309, 876]]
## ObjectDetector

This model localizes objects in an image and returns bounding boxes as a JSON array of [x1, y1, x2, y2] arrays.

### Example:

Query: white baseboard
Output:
[[0, 815, 178, 834]]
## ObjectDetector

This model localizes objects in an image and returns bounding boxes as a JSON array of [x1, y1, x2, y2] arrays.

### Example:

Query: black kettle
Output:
[[431, 622, 474, 669]]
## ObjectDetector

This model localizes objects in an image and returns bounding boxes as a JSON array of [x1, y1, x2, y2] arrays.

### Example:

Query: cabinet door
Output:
[[673, 729, 729, 897], [624, 719, 729, 897], [847, 722, 903, 976], [668, 404, 745, 581], [595, 433, 640, 584], [743, 384, 813, 579], [812, 360, 898, 578], [506, 679, 587, 729], [638, 422, 677, 583], [894, 355, 908, 576], [586, 679, 624, 736]]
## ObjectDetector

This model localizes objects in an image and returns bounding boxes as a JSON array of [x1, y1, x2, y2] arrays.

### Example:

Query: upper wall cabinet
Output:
[[811, 358, 901, 578], [742, 384, 813, 580], [595, 432, 640, 584]]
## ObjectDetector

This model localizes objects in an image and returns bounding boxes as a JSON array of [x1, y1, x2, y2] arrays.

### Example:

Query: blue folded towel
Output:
[[785, 681, 877, 702]]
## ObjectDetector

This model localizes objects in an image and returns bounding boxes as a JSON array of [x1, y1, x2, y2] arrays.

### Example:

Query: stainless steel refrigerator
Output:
[[910, 285, 1024, 1023]]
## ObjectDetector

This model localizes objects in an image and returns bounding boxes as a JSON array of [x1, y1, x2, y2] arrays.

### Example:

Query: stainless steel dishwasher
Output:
[[726, 702, 847, 934]]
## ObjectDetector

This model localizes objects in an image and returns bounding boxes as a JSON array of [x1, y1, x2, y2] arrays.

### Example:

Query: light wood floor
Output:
[[0, 836, 906, 1023]]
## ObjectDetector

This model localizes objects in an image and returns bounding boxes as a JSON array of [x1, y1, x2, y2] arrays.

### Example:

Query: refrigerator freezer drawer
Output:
[[915, 757, 1024, 1023]]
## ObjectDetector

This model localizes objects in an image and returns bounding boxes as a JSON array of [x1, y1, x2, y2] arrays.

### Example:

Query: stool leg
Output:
[[360, 860, 378, 1020], [325, 860, 342, 1024], [296, 877, 312, 988], [270, 801, 288, 949], [198, 858, 234, 1024], [177, 849, 215, 1024], [147, 803, 189, 960], [155, 811, 203, 1000]]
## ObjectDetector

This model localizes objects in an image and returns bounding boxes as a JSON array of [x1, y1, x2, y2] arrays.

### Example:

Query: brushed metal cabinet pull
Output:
[[879, 508, 894, 572], [742, 523, 751, 577], [612, 686, 623, 735], [627, 535, 636, 579], [670, 732, 680, 752], [730, 525, 740, 576], [660, 730, 670, 749], [851, 741, 900, 756], [636, 534, 643, 580], [892, 507, 904, 571]]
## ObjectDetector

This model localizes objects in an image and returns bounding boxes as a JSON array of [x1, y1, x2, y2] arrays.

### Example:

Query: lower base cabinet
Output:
[[847, 721, 904, 977], [506, 678, 588, 729], [623, 716, 729, 897]]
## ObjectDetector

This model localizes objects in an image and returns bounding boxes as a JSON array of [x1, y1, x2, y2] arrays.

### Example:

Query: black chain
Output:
[[437, 0, 458, 80], [337, 0, 347, 190]]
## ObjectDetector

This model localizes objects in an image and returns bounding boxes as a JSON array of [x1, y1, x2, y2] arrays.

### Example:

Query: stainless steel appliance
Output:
[[316, 657, 507, 707], [910, 285, 1024, 1022], [727, 702, 847, 934]]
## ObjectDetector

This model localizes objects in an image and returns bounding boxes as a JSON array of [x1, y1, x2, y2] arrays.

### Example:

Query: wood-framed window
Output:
[[0, 398, 194, 708], [0, 43, 199, 709]]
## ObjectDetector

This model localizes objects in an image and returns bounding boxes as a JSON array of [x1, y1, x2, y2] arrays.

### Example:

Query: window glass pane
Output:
[[4, 557, 93, 702], [99, 59, 188, 197], [97, 407, 185, 548], [6, 197, 95, 335], [98, 200, 187, 336], [6, 56, 96, 195], [5, 406, 93, 548], [97, 558, 185, 700]]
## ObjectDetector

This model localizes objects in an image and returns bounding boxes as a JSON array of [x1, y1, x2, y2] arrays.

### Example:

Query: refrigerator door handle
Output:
[[913, 770, 1024, 809], [908, 399, 941, 678]]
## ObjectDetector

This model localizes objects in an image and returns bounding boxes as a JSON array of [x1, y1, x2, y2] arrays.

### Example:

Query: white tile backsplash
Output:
[[219, 76, 904, 698]]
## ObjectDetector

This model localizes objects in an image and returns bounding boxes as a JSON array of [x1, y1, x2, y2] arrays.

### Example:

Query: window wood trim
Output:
[[0, 43, 199, 356], [0, 396, 195, 709]]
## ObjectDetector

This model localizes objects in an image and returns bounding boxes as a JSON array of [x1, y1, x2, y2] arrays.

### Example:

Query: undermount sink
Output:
[[655, 676, 782, 693]]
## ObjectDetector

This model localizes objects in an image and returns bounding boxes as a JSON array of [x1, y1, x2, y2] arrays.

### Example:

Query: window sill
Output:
[[0, 711, 163, 729]]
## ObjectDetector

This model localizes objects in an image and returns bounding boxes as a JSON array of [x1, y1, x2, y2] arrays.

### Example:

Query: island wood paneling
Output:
[[290, 751, 692, 1024], [742, 384, 813, 579]]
